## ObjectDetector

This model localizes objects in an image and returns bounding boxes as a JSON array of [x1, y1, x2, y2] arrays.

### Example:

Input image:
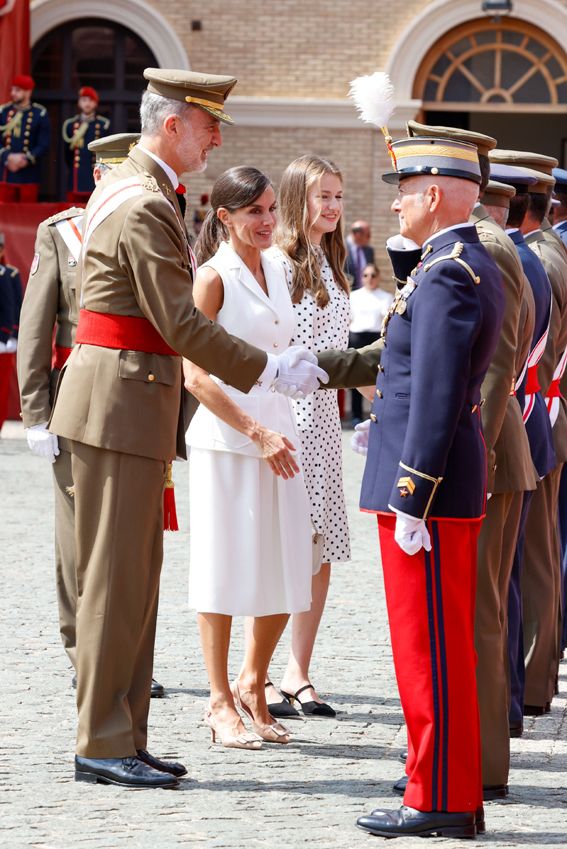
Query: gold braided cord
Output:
[[184, 94, 224, 109], [1, 111, 22, 137]]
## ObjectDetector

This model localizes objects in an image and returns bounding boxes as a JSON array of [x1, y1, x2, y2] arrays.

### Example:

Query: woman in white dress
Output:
[[184, 167, 313, 749], [263, 155, 352, 718]]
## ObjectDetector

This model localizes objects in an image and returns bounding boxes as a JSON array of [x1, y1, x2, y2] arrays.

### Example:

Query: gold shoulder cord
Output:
[[423, 242, 480, 285]]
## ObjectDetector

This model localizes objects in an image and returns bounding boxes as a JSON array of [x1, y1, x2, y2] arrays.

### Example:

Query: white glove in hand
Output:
[[26, 422, 60, 463], [393, 510, 432, 556], [351, 418, 371, 456], [5, 338, 17, 353], [273, 345, 329, 399], [0, 341, 7, 353]]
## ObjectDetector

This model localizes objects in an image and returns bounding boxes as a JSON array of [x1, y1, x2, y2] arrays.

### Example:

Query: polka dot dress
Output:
[[268, 246, 352, 563]]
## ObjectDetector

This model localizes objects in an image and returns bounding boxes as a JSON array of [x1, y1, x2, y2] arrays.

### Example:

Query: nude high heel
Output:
[[203, 708, 262, 750], [230, 681, 291, 744]]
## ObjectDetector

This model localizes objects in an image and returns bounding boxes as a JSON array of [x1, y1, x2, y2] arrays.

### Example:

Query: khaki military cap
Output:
[[490, 149, 558, 176], [481, 180, 516, 209], [143, 68, 237, 124], [407, 120, 496, 158], [88, 132, 140, 164]]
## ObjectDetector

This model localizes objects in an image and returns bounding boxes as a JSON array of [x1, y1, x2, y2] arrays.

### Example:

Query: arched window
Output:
[[32, 19, 157, 200], [414, 18, 567, 111]]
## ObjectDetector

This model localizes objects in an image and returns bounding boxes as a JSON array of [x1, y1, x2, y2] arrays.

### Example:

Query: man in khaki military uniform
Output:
[[17, 133, 165, 700], [490, 151, 567, 714], [49, 68, 326, 789]]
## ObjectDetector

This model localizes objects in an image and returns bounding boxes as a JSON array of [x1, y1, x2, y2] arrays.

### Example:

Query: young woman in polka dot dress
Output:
[[263, 155, 351, 717]]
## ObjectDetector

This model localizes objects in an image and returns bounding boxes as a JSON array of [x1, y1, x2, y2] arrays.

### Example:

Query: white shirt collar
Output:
[[505, 227, 520, 236], [137, 145, 179, 190]]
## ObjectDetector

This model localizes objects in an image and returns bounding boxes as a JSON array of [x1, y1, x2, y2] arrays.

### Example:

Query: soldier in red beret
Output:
[[62, 86, 111, 202], [0, 75, 51, 202]]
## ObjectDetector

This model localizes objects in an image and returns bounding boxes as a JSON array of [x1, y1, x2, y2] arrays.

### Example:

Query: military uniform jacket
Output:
[[0, 101, 51, 184], [526, 229, 567, 464], [62, 113, 111, 194], [17, 208, 84, 428], [0, 263, 21, 343], [471, 205, 537, 494], [355, 225, 505, 519], [49, 146, 267, 462], [509, 229, 555, 478]]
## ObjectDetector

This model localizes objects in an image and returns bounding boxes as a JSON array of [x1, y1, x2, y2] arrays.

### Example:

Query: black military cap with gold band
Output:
[[382, 136, 482, 185], [143, 68, 237, 125], [88, 132, 140, 164]]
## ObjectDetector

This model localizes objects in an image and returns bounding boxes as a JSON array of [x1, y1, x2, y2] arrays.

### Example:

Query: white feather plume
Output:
[[348, 72, 395, 129]]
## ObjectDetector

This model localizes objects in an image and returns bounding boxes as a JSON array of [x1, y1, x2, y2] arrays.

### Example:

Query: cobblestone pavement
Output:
[[1, 424, 566, 848]]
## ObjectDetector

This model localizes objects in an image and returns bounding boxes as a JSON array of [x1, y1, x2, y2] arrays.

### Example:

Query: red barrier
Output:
[[0, 202, 85, 420]]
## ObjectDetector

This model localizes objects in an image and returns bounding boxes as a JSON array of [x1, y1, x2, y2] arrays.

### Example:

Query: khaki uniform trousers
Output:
[[52, 447, 77, 668], [522, 464, 563, 707], [70, 440, 165, 758], [475, 490, 523, 787]]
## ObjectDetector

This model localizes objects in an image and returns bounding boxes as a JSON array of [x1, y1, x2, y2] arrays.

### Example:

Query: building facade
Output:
[[30, 0, 567, 268]]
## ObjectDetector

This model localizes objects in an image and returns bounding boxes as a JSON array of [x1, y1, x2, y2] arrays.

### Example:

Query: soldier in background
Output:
[[0, 234, 21, 430], [0, 75, 51, 203], [62, 87, 110, 203], [17, 133, 165, 699]]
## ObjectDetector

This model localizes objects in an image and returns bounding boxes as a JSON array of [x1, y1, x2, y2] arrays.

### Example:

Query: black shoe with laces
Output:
[[74, 755, 178, 788]]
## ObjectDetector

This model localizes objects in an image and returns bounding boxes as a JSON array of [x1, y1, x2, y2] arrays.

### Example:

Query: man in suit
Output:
[[404, 121, 537, 801], [48, 68, 326, 789], [345, 219, 375, 290], [18, 133, 167, 701], [321, 136, 504, 838], [0, 75, 51, 203], [62, 86, 111, 203]]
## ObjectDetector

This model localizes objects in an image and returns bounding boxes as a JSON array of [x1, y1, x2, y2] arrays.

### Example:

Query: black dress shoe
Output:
[[523, 702, 549, 716], [75, 756, 178, 788], [356, 805, 476, 838], [151, 678, 165, 698], [71, 674, 77, 689], [265, 682, 300, 719], [280, 684, 336, 718], [393, 774, 408, 795], [483, 784, 508, 801], [509, 720, 523, 738], [399, 750, 408, 763], [137, 749, 187, 778]]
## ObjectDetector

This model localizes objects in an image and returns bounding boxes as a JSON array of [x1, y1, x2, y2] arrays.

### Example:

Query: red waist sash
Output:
[[547, 377, 562, 399], [525, 364, 541, 395], [75, 310, 177, 356], [52, 345, 72, 371]]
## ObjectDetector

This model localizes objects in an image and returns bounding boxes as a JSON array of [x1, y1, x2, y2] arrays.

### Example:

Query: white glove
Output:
[[5, 338, 17, 353], [393, 509, 432, 556], [0, 341, 7, 353], [351, 418, 371, 455], [273, 345, 329, 400], [386, 234, 421, 251], [26, 422, 60, 463]]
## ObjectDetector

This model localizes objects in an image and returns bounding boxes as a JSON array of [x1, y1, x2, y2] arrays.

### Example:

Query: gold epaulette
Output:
[[45, 207, 85, 226], [99, 116, 110, 129], [423, 241, 480, 285], [32, 102, 47, 116]]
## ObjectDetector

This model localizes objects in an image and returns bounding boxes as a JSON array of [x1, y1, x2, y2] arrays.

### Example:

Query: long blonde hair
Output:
[[276, 154, 349, 308]]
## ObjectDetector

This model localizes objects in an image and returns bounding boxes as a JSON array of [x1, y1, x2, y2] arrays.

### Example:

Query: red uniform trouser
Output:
[[0, 182, 39, 202], [378, 514, 483, 813], [0, 352, 15, 428]]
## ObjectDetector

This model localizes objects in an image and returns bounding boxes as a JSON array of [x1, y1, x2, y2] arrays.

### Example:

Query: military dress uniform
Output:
[[17, 206, 84, 665], [321, 139, 504, 838], [62, 112, 110, 202], [48, 73, 276, 766], [0, 99, 50, 202]]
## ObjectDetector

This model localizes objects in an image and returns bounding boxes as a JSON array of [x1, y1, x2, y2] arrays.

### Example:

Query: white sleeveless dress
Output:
[[186, 241, 313, 616]]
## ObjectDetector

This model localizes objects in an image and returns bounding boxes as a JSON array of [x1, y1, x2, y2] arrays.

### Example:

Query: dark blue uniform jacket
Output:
[[509, 229, 555, 479], [360, 225, 505, 520], [0, 102, 51, 185]]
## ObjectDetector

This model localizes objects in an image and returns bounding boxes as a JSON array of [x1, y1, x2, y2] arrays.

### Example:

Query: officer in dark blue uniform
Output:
[[319, 137, 505, 838], [552, 169, 567, 246], [0, 248, 22, 428], [62, 87, 111, 203], [0, 75, 51, 203]]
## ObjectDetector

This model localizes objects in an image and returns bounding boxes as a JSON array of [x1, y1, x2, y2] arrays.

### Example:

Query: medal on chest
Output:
[[380, 278, 417, 339]]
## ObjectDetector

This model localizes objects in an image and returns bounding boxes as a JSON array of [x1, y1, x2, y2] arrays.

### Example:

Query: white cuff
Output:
[[255, 353, 278, 393]]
